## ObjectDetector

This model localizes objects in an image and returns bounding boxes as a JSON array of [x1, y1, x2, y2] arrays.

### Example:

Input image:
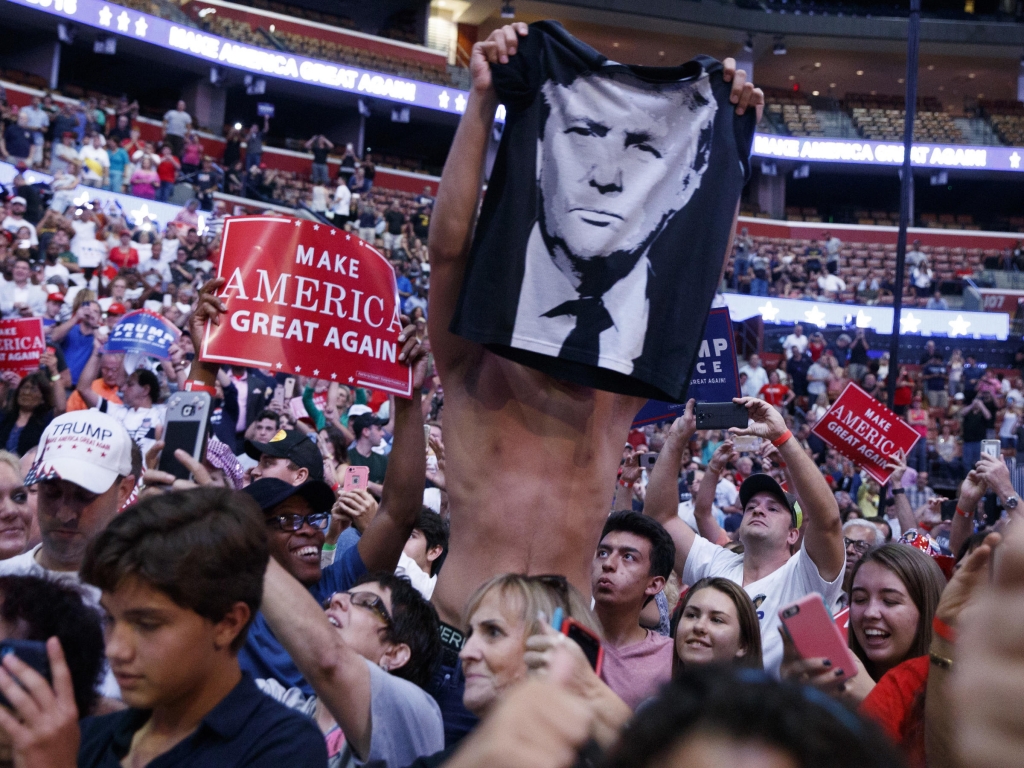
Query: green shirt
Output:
[[347, 447, 389, 484]]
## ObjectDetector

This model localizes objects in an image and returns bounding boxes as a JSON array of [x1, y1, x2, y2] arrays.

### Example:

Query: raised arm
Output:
[[732, 397, 844, 581], [74, 337, 105, 408], [260, 557, 375, 758], [427, 23, 527, 373], [696, 442, 736, 546], [355, 334, 427, 572], [884, 450, 918, 536], [643, 400, 697, 574]]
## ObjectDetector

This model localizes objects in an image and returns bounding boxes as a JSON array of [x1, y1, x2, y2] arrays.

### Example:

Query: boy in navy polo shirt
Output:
[[0, 487, 326, 767]]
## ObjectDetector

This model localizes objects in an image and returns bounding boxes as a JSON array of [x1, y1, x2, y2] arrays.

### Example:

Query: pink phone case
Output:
[[343, 465, 370, 492], [779, 594, 858, 682]]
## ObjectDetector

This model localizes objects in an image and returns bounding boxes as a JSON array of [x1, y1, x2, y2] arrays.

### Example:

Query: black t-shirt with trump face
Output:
[[450, 21, 755, 401]]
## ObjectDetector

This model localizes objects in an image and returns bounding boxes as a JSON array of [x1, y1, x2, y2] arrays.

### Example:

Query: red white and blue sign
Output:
[[633, 307, 741, 426], [105, 309, 181, 360]]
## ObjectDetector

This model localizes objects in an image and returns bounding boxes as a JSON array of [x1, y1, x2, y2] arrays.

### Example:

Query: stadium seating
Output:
[[980, 99, 1024, 147]]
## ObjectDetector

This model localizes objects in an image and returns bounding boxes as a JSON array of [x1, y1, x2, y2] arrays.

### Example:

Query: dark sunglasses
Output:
[[267, 511, 330, 532], [323, 590, 393, 627]]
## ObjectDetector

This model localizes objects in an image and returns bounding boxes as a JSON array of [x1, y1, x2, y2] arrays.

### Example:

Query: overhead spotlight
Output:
[[743, 34, 754, 52], [773, 37, 787, 55], [500, 2, 515, 18]]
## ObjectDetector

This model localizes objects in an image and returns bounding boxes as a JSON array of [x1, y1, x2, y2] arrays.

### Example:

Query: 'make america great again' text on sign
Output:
[[201, 217, 411, 396]]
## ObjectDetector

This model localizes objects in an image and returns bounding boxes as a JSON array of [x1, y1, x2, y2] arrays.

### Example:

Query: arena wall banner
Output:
[[810, 382, 920, 484], [632, 307, 740, 427], [201, 217, 412, 397], [0, 318, 45, 378]]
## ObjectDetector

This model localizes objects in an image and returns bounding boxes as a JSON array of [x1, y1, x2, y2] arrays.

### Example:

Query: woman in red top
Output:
[[108, 230, 139, 271], [807, 331, 827, 361], [156, 145, 181, 203], [758, 370, 794, 410], [782, 544, 947, 768]]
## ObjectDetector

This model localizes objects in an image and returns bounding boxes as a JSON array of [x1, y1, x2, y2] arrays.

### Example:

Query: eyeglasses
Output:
[[844, 537, 873, 555], [267, 511, 330, 532], [530, 574, 570, 598], [340, 591, 393, 627]]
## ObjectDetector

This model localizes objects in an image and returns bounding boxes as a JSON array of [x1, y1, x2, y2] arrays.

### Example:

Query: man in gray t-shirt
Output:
[[162, 99, 192, 157]]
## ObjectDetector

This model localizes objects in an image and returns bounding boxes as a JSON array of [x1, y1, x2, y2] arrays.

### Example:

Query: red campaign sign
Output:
[[810, 382, 920, 484], [0, 318, 45, 377], [200, 217, 412, 397]]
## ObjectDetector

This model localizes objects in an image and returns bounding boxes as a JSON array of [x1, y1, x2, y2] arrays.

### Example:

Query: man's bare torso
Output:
[[431, 347, 644, 626]]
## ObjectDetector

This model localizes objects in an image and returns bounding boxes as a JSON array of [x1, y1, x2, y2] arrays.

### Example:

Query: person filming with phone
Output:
[[644, 397, 845, 675]]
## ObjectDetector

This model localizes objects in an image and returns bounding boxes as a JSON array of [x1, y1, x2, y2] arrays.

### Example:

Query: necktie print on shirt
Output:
[[542, 294, 614, 366]]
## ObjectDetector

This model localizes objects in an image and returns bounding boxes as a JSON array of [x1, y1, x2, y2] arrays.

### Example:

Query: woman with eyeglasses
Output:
[[259, 558, 444, 768]]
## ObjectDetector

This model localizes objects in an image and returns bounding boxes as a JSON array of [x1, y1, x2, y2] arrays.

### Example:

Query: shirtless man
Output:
[[428, 22, 763, 627]]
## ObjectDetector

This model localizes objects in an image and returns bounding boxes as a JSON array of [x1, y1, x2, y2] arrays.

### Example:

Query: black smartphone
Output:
[[562, 618, 604, 675], [639, 453, 658, 469], [158, 392, 211, 480], [940, 499, 957, 521], [0, 640, 51, 707], [695, 401, 749, 430]]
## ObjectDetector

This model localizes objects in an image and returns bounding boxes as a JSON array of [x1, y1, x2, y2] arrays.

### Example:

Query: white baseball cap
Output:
[[347, 404, 372, 417], [25, 411, 134, 494]]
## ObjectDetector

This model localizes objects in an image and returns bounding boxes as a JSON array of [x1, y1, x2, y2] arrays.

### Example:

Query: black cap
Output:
[[244, 429, 324, 482], [242, 478, 336, 515], [738, 473, 798, 527], [350, 412, 385, 439]]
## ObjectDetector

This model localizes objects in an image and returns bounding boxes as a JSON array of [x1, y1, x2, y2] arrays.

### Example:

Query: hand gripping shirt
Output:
[[451, 21, 755, 401]]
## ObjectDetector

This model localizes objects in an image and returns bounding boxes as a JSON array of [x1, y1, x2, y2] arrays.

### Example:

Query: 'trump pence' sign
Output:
[[633, 308, 740, 427], [810, 382, 920, 484], [201, 217, 412, 396]]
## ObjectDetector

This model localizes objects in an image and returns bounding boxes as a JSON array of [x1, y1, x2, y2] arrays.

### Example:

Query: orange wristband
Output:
[[771, 430, 793, 448], [933, 616, 957, 643]]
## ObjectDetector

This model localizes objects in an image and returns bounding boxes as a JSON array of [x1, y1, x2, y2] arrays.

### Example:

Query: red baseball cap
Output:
[[107, 303, 127, 316], [47, 292, 65, 303]]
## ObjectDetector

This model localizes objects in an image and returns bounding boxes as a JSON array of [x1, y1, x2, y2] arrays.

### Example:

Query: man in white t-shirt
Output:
[[644, 397, 845, 676], [75, 338, 166, 454], [739, 354, 769, 399], [782, 324, 808, 360], [1, 197, 38, 246], [79, 133, 110, 188]]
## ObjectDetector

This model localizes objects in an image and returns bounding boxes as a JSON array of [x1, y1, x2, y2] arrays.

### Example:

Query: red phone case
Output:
[[560, 617, 604, 676], [779, 594, 858, 683]]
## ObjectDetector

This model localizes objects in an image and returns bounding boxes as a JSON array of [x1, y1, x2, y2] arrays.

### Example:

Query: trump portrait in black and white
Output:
[[510, 71, 718, 373]]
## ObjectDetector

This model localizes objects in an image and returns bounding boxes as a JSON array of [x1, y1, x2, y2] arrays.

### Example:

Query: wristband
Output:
[[49, 373, 61, 382], [331, 482, 341, 493], [771, 430, 793, 448], [933, 616, 957, 644], [955, 505, 972, 519], [322, 543, 336, 552], [184, 380, 216, 395], [618, 479, 632, 488], [891, 487, 905, 495]]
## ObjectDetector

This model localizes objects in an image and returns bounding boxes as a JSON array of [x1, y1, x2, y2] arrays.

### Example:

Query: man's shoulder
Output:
[[0, 547, 41, 576]]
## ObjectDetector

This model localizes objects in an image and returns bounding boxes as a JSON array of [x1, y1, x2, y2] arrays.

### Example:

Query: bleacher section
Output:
[[764, 88, 826, 137], [846, 94, 966, 144], [980, 99, 1024, 147]]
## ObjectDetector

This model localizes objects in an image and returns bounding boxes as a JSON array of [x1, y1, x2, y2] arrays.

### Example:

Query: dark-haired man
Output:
[[75, 336, 165, 454], [0, 486, 327, 767], [645, 397, 845, 676], [398, 508, 449, 599], [591, 511, 675, 710], [348, 412, 389, 495]]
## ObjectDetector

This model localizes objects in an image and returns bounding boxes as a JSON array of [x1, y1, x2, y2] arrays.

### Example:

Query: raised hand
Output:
[[470, 23, 529, 94], [722, 58, 765, 121], [729, 397, 783, 442]]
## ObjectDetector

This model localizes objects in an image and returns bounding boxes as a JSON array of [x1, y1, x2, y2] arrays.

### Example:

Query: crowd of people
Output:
[[0, 22, 1019, 768]]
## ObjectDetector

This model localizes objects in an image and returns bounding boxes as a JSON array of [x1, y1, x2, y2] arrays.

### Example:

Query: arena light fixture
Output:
[[500, 2, 515, 18]]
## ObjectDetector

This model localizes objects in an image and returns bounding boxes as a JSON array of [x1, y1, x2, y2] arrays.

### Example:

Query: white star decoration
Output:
[[313, 224, 319, 230], [1011, 152, 1021, 170], [438, 91, 450, 109], [757, 300, 779, 322], [900, 312, 922, 333], [275, 362, 282, 369], [330, 229, 336, 235], [348, 377, 354, 383], [313, 369, 320, 376], [134, 17, 148, 36], [948, 315, 972, 337], [454, 94, 467, 112], [804, 305, 827, 328], [295, 366, 301, 372], [330, 373, 337, 380], [98, 5, 112, 26], [116, 11, 129, 31], [294, 220, 302, 227], [73, 191, 90, 206], [855, 309, 872, 328], [130, 202, 152, 222]]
